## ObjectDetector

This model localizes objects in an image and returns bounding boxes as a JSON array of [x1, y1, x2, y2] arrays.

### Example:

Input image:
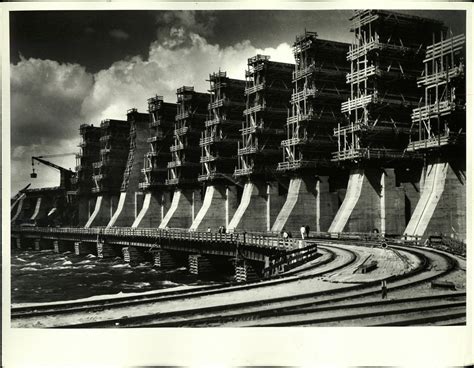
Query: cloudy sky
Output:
[[9, 9, 465, 194]]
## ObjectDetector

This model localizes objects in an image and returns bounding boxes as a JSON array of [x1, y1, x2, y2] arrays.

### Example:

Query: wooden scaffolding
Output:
[[234, 54, 293, 178], [332, 10, 445, 163], [198, 71, 246, 183], [166, 86, 209, 187], [408, 33, 465, 152], [139, 95, 176, 190], [277, 31, 350, 172]]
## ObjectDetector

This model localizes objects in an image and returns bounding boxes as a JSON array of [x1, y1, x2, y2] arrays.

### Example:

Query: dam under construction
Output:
[[10, 9, 467, 327]]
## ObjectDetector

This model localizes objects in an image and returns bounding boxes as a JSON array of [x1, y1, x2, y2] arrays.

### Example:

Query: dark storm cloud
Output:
[[11, 57, 93, 148], [109, 29, 130, 41], [8, 9, 467, 193]]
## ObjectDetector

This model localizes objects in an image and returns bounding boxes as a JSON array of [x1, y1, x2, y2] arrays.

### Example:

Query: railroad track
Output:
[[11, 244, 355, 325], [57, 245, 458, 328], [12, 243, 463, 328]]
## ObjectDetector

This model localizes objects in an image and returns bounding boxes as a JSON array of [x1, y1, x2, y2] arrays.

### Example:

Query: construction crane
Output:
[[31, 153, 76, 189]]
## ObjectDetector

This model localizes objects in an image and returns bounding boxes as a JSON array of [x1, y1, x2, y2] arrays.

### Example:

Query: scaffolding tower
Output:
[[333, 10, 445, 163], [234, 55, 294, 178], [72, 124, 101, 195], [408, 33, 465, 151], [277, 31, 350, 172], [198, 71, 246, 183], [120, 108, 149, 191], [166, 86, 209, 186], [92, 119, 130, 193], [139, 96, 176, 190]]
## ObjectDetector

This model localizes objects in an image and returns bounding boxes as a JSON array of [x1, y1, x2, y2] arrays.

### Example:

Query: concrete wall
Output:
[[84, 195, 119, 228], [133, 191, 171, 228], [77, 197, 93, 227], [228, 180, 285, 232], [405, 158, 465, 240], [329, 167, 407, 234], [271, 175, 342, 235], [190, 185, 239, 231], [11, 194, 26, 223], [159, 188, 203, 229], [108, 115, 150, 227]]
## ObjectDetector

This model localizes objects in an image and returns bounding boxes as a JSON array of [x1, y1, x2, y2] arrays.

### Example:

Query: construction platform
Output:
[[11, 10, 466, 265]]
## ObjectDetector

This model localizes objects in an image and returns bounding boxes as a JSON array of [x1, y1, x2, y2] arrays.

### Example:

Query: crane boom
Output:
[[31, 153, 76, 190], [32, 156, 74, 174]]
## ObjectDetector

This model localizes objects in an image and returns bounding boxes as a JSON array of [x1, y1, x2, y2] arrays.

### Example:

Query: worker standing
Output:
[[300, 225, 306, 239], [381, 280, 388, 299]]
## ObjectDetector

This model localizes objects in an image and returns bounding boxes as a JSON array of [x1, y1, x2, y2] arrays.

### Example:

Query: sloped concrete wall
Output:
[[159, 188, 203, 229], [405, 158, 465, 241], [85, 195, 119, 228], [107, 116, 150, 227], [271, 176, 340, 234], [329, 167, 406, 234], [228, 180, 285, 232], [133, 191, 171, 228], [189, 185, 239, 231]]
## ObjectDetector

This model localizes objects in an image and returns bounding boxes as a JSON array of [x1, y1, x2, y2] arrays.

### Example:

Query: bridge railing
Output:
[[11, 226, 296, 250]]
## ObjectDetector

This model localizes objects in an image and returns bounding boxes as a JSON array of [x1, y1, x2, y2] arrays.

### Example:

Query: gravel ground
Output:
[[13, 243, 465, 328], [320, 244, 420, 283]]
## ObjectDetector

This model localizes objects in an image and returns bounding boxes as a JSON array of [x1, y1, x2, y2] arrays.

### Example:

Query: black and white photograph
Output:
[[2, 3, 472, 367]]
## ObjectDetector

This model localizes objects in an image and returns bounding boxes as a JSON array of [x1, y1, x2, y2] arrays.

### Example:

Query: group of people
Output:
[[207, 226, 227, 234], [281, 225, 311, 240]]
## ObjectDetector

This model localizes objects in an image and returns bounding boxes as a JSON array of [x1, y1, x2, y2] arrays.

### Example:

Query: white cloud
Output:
[[81, 31, 294, 122], [10, 25, 294, 193]]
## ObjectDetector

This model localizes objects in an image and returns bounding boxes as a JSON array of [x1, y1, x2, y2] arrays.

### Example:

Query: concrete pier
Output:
[[34, 238, 53, 251], [228, 181, 285, 232], [108, 110, 149, 228], [122, 246, 146, 264], [133, 192, 171, 228], [150, 249, 177, 268], [13, 237, 23, 250], [190, 185, 239, 231], [53, 239, 74, 253], [328, 167, 409, 234], [97, 242, 121, 259], [272, 176, 344, 235], [404, 159, 465, 240], [84, 195, 119, 228], [159, 189, 203, 229], [74, 241, 96, 256], [188, 254, 215, 275], [234, 259, 259, 282]]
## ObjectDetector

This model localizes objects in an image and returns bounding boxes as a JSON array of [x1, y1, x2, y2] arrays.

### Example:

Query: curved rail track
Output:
[[12, 242, 464, 328], [11, 244, 354, 322]]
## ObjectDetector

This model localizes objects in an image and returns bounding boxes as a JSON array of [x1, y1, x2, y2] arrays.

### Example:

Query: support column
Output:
[[272, 176, 341, 235], [228, 180, 285, 233], [34, 238, 53, 251], [53, 239, 74, 253], [96, 241, 119, 259], [150, 249, 177, 268], [122, 246, 146, 264], [188, 254, 215, 275], [405, 158, 466, 241], [190, 185, 238, 231], [234, 259, 259, 283], [133, 192, 171, 228], [74, 241, 96, 256], [159, 188, 203, 229], [14, 237, 22, 250], [85, 195, 118, 228]]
